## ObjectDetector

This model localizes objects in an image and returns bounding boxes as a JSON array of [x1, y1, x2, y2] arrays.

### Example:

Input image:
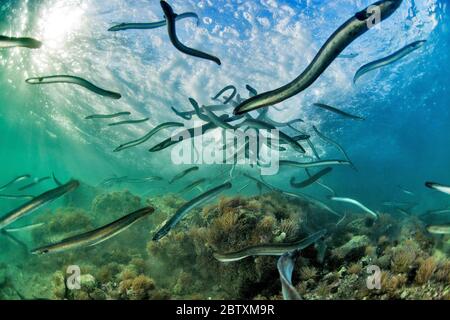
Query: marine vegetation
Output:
[[1, 186, 449, 300]]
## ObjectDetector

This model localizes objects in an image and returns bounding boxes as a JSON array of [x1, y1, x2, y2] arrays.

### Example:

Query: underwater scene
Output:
[[0, 0, 449, 301]]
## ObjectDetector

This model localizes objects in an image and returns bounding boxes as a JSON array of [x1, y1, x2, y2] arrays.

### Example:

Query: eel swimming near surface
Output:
[[212, 85, 237, 104], [246, 85, 258, 97], [26, 75, 122, 99], [290, 167, 333, 189], [240, 118, 306, 154], [149, 117, 226, 152], [172, 106, 193, 120], [330, 196, 379, 219], [115, 122, 184, 152], [85, 112, 131, 120], [160, 0, 221, 65], [213, 229, 327, 262], [277, 253, 302, 300], [338, 53, 359, 59], [189, 98, 211, 122], [172, 104, 231, 120], [203, 106, 236, 130], [32, 207, 154, 254], [0, 180, 79, 230], [108, 118, 149, 126], [108, 12, 199, 31], [353, 40, 426, 83], [153, 182, 232, 241], [313, 103, 365, 121], [0, 35, 42, 49], [425, 182, 450, 196], [233, 0, 403, 115]]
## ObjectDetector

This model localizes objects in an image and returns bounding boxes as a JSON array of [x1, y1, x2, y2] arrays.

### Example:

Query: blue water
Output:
[[0, 0, 449, 299]]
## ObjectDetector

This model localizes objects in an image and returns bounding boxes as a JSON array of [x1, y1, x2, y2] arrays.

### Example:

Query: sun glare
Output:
[[38, 1, 86, 49]]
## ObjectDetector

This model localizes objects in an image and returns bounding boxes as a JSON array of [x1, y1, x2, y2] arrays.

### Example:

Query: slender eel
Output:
[[398, 185, 415, 196], [26, 75, 122, 99], [256, 177, 342, 217], [189, 98, 211, 122], [203, 107, 235, 130], [149, 118, 227, 152], [0, 194, 34, 200], [290, 167, 333, 189], [313, 125, 356, 170], [305, 168, 336, 196], [18, 177, 51, 191], [169, 166, 199, 184], [52, 173, 62, 186], [330, 196, 379, 219], [153, 182, 232, 240], [233, 0, 403, 114], [180, 178, 208, 194], [280, 160, 350, 169], [120, 177, 163, 184], [32, 207, 154, 254], [172, 104, 230, 120], [108, 12, 199, 31], [0, 180, 79, 230], [108, 118, 149, 126], [426, 224, 450, 235], [425, 182, 450, 196], [0, 35, 42, 49], [212, 85, 237, 104], [278, 253, 302, 300], [313, 103, 365, 120], [306, 138, 321, 160], [85, 112, 131, 120], [240, 118, 306, 153], [338, 53, 359, 59], [5, 223, 45, 233], [115, 122, 184, 152], [246, 85, 258, 97], [0, 175, 31, 191], [354, 40, 426, 83], [213, 229, 327, 262], [1, 229, 29, 252], [171, 106, 193, 120], [160, 1, 221, 65]]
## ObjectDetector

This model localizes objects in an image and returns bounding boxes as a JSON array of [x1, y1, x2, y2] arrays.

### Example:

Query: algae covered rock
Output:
[[332, 235, 371, 261], [92, 190, 142, 217]]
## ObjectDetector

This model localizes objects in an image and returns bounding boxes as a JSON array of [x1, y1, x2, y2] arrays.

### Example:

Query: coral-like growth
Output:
[[416, 257, 437, 285], [3, 187, 450, 301], [390, 241, 420, 273], [119, 275, 156, 300]]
